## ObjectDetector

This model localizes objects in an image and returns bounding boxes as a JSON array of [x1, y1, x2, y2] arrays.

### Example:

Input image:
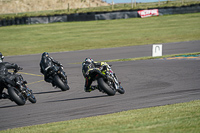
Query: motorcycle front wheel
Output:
[[97, 78, 116, 96], [28, 91, 37, 103], [117, 85, 125, 94], [8, 87, 26, 106]]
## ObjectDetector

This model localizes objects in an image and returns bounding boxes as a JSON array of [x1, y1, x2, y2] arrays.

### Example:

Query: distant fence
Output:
[[0, 3, 200, 26]]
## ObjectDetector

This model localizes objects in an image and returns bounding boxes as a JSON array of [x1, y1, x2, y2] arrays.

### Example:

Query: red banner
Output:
[[138, 9, 159, 18]]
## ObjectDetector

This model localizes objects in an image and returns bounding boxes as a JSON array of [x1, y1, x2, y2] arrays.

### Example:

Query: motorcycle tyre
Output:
[[117, 86, 125, 94], [53, 75, 69, 91], [97, 78, 116, 96], [8, 87, 26, 106], [28, 92, 37, 103]]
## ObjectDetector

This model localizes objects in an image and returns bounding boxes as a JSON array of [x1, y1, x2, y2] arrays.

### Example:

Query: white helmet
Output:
[[85, 57, 94, 63], [0, 52, 4, 63]]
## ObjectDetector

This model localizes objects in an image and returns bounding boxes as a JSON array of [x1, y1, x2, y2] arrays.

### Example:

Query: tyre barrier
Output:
[[0, 17, 29, 27], [0, 4, 200, 27]]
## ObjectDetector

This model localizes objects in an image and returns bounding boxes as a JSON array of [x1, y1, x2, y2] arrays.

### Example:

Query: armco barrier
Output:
[[0, 4, 200, 27]]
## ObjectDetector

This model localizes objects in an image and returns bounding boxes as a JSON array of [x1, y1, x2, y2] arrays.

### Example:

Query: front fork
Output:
[[58, 68, 67, 80], [107, 73, 120, 90], [21, 85, 32, 98]]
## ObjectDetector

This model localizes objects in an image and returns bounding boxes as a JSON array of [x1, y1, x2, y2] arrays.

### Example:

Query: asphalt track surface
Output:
[[0, 40, 200, 130]]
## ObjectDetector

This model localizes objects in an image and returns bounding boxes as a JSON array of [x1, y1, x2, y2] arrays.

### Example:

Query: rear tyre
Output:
[[8, 87, 26, 106], [53, 75, 69, 91], [97, 78, 116, 96]]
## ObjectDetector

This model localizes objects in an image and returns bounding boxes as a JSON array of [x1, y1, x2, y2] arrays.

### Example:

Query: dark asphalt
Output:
[[0, 40, 200, 130]]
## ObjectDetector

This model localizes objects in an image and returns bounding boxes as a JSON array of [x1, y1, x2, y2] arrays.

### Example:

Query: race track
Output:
[[0, 40, 200, 130]]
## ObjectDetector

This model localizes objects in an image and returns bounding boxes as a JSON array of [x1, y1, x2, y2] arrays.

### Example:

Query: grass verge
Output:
[[104, 52, 200, 62], [71, 52, 200, 64], [0, 13, 200, 56], [1, 100, 200, 133]]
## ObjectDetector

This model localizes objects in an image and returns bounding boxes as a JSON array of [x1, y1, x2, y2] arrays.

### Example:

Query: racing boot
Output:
[[0, 92, 10, 99], [84, 85, 98, 92]]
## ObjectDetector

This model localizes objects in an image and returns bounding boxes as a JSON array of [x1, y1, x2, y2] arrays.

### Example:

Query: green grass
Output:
[[1, 100, 200, 133], [0, 13, 200, 56]]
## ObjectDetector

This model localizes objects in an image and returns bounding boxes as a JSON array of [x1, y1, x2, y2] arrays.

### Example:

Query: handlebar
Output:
[[14, 67, 23, 73], [18, 67, 23, 70]]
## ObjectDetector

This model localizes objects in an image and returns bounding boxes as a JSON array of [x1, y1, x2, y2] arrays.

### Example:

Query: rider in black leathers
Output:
[[0, 52, 21, 99], [40, 52, 63, 87], [82, 57, 106, 92]]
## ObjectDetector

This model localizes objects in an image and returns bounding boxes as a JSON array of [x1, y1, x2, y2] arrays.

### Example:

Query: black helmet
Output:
[[85, 57, 94, 63], [0, 52, 4, 63], [42, 52, 49, 57]]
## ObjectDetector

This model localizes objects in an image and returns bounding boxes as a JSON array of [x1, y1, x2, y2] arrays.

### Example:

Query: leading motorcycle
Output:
[[88, 62, 125, 96]]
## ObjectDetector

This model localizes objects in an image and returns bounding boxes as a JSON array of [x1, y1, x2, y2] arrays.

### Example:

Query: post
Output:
[[16, 0, 18, 15], [131, 0, 133, 8], [68, 3, 70, 12], [112, 0, 114, 10], [134, 0, 136, 7], [159, 0, 160, 6]]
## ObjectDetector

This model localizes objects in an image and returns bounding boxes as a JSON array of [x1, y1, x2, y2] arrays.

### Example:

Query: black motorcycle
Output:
[[47, 64, 70, 91], [89, 62, 125, 96], [3, 67, 36, 106]]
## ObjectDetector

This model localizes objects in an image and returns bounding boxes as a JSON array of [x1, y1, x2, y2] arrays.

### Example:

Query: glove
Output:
[[102, 65, 107, 70], [14, 67, 22, 73], [18, 67, 23, 70]]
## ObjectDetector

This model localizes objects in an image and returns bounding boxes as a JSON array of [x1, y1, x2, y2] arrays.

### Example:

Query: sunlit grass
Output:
[[0, 13, 200, 56], [1, 100, 200, 133]]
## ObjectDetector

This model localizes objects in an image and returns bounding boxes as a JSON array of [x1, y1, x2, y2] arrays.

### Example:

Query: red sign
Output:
[[138, 9, 159, 18]]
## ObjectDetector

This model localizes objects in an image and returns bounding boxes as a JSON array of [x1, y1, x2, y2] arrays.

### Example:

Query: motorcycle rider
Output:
[[40, 52, 64, 87], [82, 57, 107, 92], [0, 52, 21, 99]]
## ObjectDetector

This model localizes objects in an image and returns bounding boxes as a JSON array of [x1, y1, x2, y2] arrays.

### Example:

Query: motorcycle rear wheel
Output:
[[8, 87, 26, 106], [97, 78, 116, 96], [53, 75, 69, 91]]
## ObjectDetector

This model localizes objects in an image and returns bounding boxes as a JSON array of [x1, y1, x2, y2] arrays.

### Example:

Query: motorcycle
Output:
[[47, 64, 70, 91], [89, 62, 125, 96], [3, 67, 36, 106]]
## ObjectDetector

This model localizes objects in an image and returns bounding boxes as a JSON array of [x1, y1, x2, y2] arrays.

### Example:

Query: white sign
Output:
[[152, 44, 162, 57], [138, 9, 159, 18]]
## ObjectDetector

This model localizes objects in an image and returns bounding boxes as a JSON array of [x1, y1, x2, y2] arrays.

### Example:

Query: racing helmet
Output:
[[0, 52, 4, 63], [42, 52, 49, 57], [85, 57, 94, 63]]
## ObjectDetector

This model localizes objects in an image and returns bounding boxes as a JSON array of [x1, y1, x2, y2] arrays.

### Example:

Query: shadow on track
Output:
[[0, 104, 18, 109], [33, 90, 62, 95], [46, 95, 109, 103]]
